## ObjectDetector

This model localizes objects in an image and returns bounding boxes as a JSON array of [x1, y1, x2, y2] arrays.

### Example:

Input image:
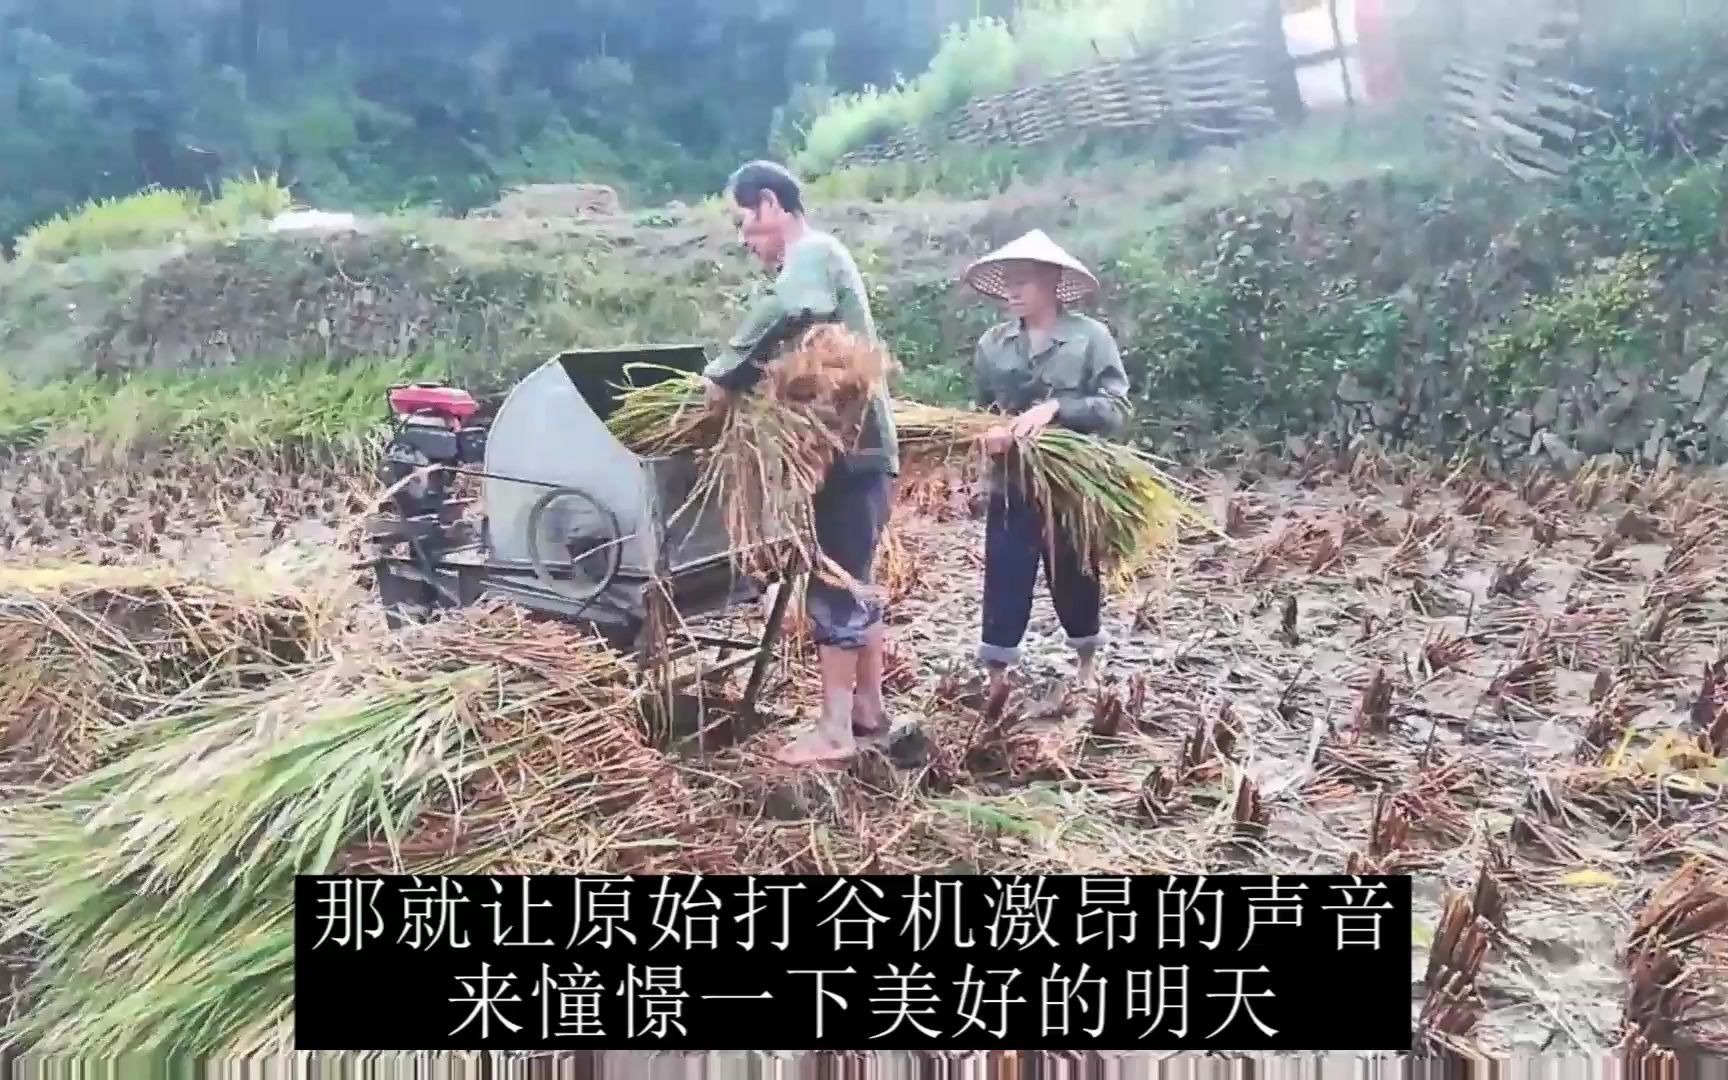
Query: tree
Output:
[[0, 0, 964, 241]]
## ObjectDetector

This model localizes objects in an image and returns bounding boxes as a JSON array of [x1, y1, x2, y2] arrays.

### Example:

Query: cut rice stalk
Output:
[[875, 403, 1212, 580]]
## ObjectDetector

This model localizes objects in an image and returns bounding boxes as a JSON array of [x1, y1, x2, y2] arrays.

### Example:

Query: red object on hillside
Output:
[[389, 385, 479, 424], [1355, 0, 1403, 102]]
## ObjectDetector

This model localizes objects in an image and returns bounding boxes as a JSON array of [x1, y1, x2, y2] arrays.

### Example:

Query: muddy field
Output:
[[3, 444, 1727, 1056], [877, 453, 1728, 1056]]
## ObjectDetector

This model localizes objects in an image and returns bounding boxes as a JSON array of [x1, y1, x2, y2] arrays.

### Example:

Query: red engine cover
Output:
[[389, 384, 479, 424]]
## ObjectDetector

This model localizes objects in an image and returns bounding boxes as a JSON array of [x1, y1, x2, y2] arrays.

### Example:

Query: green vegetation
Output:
[[8, 0, 1728, 258], [794, 0, 1225, 176], [0, 357, 437, 463], [0, 0, 978, 247], [0, 0, 1227, 247], [5, 2, 1728, 464], [0, 211, 746, 381], [806, 143, 1040, 203], [7, 114, 1728, 466], [845, 119, 1728, 454], [14, 175, 294, 264]]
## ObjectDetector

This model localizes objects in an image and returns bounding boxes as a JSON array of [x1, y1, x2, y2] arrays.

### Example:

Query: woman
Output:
[[964, 229, 1132, 696]]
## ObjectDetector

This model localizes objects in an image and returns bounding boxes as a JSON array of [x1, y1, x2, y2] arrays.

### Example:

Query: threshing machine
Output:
[[364, 342, 801, 716]]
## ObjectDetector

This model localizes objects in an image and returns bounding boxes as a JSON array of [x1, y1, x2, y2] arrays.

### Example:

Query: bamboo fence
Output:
[[830, 23, 1281, 170]]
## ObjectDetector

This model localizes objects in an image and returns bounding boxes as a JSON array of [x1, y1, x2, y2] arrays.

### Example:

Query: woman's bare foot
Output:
[[774, 726, 858, 766]]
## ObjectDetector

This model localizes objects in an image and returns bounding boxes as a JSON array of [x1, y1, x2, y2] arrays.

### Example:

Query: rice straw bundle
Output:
[[609, 324, 895, 591], [611, 360, 1209, 588], [606, 375, 721, 458], [894, 403, 1211, 579], [0, 607, 681, 1056]]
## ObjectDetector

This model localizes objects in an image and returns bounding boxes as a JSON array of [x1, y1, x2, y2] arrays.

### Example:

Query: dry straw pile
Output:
[[0, 558, 355, 787]]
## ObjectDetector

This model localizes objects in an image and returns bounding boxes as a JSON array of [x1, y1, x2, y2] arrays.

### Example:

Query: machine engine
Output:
[[362, 347, 803, 716], [368, 385, 489, 619], [381, 385, 487, 539]]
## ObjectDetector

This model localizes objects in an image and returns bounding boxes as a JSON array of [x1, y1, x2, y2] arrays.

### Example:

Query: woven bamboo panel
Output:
[[829, 23, 1277, 171], [1437, 11, 1599, 182]]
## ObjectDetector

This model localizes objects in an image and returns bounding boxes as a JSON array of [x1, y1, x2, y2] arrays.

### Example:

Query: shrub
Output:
[[794, 19, 1017, 176]]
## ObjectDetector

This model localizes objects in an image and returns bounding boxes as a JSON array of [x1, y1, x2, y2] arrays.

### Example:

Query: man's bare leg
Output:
[[852, 623, 889, 738], [776, 646, 861, 765]]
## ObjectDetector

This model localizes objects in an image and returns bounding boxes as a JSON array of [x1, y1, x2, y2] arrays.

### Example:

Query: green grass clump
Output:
[[0, 372, 114, 448], [14, 189, 206, 264], [202, 172, 297, 232], [12, 174, 295, 264], [806, 147, 1044, 202], [796, 17, 1019, 175]]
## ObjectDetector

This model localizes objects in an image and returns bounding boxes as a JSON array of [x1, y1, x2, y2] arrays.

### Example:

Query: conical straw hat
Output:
[[963, 229, 1100, 304]]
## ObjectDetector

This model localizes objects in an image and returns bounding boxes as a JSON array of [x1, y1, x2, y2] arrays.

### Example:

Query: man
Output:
[[703, 160, 900, 767], [964, 229, 1131, 696]]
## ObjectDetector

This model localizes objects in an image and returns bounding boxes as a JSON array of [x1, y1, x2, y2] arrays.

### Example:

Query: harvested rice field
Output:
[[2, 439, 1727, 1059]]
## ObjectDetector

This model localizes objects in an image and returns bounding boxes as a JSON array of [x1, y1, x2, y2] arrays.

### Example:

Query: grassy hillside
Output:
[[5, 114, 1728, 477]]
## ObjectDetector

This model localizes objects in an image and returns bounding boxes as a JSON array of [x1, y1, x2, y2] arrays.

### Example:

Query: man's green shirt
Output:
[[704, 229, 899, 476]]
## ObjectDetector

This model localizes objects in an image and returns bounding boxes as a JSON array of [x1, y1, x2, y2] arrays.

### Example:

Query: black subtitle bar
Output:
[[293, 874, 1412, 1051]]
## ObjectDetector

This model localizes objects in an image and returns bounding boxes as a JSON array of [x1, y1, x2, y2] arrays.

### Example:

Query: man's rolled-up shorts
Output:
[[806, 464, 893, 649]]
